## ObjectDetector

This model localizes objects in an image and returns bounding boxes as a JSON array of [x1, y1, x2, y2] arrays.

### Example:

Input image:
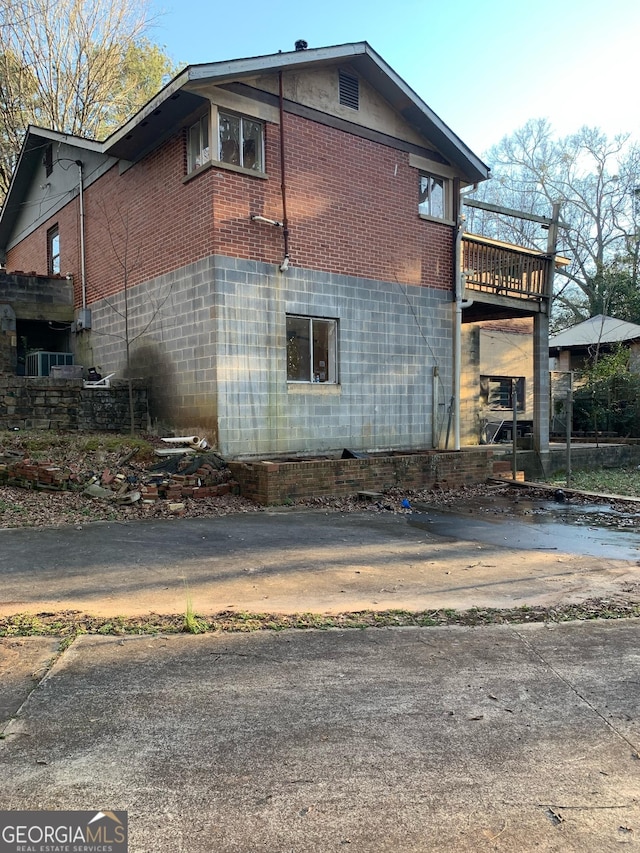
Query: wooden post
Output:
[[566, 374, 573, 487], [512, 378, 518, 481]]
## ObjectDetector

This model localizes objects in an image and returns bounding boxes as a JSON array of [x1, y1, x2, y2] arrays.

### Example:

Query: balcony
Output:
[[460, 233, 565, 323]]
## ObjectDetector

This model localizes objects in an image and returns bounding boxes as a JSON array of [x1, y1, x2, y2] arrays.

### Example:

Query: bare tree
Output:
[[0, 0, 175, 198], [466, 120, 640, 329], [90, 200, 174, 434]]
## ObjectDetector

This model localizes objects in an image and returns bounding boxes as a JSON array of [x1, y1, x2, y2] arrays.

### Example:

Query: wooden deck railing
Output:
[[462, 235, 551, 301]]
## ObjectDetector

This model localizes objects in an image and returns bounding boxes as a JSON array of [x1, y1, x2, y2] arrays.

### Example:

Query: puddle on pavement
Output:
[[442, 495, 639, 532], [409, 495, 640, 560]]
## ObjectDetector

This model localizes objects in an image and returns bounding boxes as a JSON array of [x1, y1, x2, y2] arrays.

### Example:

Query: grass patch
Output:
[[2, 600, 640, 639], [183, 587, 209, 634], [0, 430, 157, 464], [548, 467, 640, 497]]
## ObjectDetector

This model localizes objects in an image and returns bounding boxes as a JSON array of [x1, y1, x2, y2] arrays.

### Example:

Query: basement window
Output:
[[339, 70, 359, 110], [286, 315, 338, 383], [480, 376, 525, 412]]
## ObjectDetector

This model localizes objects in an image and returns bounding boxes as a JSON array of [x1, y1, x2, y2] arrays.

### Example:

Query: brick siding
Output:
[[7, 111, 454, 307]]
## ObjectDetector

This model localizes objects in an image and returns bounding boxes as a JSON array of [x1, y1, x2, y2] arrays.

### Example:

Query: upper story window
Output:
[[44, 144, 53, 177], [187, 114, 210, 173], [47, 224, 60, 275], [419, 172, 449, 221], [218, 111, 264, 172]]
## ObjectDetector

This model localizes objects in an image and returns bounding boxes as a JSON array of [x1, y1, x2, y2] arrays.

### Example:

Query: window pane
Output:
[[199, 115, 210, 165], [219, 113, 240, 165], [418, 175, 430, 215], [48, 227, 60, 275], [312, 319, 337, 383], [430, 177, 445, 218], [287, 317, 311, 381], [188, 124, 199, 171], [419, 174, 446, 219], [242, 118, 263, 171], [188, 117, 209, 172]]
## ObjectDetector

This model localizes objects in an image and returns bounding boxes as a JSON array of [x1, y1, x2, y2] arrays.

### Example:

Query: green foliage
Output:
[[0, 0, 178, 200], [572, 346, 640, 437]]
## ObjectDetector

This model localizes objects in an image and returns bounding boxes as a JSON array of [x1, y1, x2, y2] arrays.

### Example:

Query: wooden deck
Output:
[[462, 234, 551, 303]]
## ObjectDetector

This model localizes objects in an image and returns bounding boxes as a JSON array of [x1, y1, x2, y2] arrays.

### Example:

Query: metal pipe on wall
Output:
[[76, 160, 87, 310], [278, 71, 291, 270]]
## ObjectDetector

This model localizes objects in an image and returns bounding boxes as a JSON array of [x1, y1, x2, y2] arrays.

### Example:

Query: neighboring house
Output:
[[460, 318, 534, 443], [0, 42, 556, 458], [549, 314, 640, 373]]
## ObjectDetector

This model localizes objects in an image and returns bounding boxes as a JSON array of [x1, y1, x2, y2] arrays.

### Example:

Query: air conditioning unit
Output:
[[26, 351, 74, 377]]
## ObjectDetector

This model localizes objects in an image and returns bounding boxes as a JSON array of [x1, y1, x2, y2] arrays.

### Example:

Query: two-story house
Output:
[[2, 42, 552, 459]]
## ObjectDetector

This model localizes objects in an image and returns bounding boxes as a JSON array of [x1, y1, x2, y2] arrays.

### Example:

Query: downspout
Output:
[[76, 160, 87, 310], [452, 186, 474, 450], [278, 71, 291, 271]]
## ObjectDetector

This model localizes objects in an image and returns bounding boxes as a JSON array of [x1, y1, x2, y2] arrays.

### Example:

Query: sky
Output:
[[147, 0, 640, 161]]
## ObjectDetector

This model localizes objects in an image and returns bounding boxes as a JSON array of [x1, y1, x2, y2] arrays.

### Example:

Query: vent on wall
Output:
[[339, 70, 359, 110]]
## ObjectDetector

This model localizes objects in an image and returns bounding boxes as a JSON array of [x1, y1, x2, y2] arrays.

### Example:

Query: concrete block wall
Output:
[[85, 257, 219, 438], [84, 255, 454, 457], [214, 256, 452, 457]]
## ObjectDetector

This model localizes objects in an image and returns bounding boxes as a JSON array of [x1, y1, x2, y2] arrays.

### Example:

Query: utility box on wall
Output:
[[75, 308, 92, 331]]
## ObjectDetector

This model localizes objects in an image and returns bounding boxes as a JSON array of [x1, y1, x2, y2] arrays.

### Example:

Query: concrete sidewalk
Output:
[[1, 622, 640, 851]]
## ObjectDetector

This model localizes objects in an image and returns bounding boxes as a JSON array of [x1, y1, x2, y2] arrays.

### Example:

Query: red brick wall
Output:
[[213, 113, 454, 289], [229, 449, 494, 505], [8, 111, 455, 306]]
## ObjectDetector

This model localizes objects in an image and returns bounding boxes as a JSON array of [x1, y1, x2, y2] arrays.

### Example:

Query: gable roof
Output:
[[0, 42, 490, 257], [103, 42, 490, 184], [549, 314, 640, 349]]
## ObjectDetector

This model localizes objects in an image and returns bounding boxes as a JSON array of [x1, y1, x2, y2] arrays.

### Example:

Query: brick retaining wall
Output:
[[0, 377, 148, 432], [229, 449, 495, 505]]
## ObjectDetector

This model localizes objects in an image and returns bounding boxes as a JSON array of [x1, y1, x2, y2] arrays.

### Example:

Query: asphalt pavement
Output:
[[1, 509, 638, 617]]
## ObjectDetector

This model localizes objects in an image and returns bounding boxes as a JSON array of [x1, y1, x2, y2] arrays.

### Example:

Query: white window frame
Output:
[[418, 171, 451, 222], [286, 315, 338, 384], [217, 109, 265, 173], [187, 114, 210, 173], [47, 224, 60, 275]]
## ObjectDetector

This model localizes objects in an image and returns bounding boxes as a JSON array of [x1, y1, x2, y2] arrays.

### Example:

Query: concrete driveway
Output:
[[2, 509, 640, 851], [1, 622, 640, 852]]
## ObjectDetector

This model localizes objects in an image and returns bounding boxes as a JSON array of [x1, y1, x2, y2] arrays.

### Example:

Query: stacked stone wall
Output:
[[0, 377, 148, 432]]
